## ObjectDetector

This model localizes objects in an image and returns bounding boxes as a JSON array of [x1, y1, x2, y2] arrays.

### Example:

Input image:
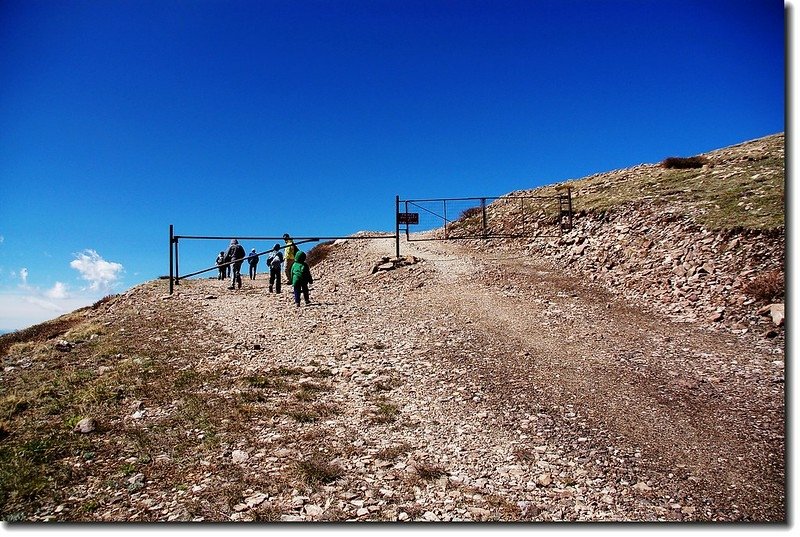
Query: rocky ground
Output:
[[7, 231, 783, 523]]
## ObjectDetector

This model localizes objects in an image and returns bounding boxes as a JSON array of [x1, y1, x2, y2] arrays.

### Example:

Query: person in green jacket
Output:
[[291, 251, 313, 306]]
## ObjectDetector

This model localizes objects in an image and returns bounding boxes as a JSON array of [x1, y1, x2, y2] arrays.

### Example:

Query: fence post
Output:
[[404, 200, 410, 241], [558, 187, 574, 234], [169, 224, 174, 294], [443, 200, 448, 239], [395, 195, 400, 258], [481, 198, 487, 240], [174, 237, 180, 286]]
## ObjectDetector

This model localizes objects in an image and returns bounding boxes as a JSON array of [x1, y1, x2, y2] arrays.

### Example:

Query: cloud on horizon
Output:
[[70, 250, 124, 292], [0, 291, 96, 332], [0, 250, 125, 331]]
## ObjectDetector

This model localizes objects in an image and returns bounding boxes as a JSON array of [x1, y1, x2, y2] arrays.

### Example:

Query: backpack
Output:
[[268, 251, 283, 268]]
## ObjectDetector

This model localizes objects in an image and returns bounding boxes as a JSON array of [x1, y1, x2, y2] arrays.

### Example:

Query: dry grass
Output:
[[744, 271, 784, 303], [295, 457, 344, 486], [369, 397, 399, 424], [661, 156, 709, 169], [414, 462, 447, 481], [306, 240, 336, 267], [0, 315, 82, 357], [458, 206, 483, 221], [376, 442, 412, 460]]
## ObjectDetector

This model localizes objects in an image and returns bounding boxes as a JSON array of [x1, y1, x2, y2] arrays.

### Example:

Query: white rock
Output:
[[231, 450, 249, 463], [245, 492, 267, 508], [73, 418, 96, 434]]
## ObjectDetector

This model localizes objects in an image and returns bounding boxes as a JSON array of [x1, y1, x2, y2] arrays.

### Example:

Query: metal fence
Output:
[[167, 230, 394, 294], [396, 189, 571, 242], [168, 190, 573, 292]]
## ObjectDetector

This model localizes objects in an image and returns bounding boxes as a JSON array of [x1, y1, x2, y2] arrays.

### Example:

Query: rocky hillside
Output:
[[478, 133, 785, 340], [0, 134, 785, 523]]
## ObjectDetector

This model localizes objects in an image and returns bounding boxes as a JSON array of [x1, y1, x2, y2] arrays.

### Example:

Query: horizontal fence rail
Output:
[[168, 228, 397, 294], [169, 192, 572, 293]]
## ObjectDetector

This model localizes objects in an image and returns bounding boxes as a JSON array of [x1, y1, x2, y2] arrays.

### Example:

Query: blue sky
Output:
[[0, 0, 786, 331]]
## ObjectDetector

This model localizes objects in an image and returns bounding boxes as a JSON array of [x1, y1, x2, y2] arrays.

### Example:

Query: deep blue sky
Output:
[[0, 0, 786, 330]]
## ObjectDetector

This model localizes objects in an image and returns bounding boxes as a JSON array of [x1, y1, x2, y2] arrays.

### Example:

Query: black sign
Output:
[[397, 212, 419, 225]]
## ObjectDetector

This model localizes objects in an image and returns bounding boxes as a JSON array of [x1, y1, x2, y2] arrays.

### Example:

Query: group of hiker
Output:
[[214, 233, 313, 306]]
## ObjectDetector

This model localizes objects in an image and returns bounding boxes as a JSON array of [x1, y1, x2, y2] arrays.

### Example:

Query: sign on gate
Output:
[[397, 212, 419, 225]]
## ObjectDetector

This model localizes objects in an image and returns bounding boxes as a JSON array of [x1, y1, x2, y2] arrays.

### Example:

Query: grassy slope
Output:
[[526, 133, 785, 231]]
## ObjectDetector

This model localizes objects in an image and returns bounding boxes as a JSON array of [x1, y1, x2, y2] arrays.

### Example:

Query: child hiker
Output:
[[291, 251, 313, 306], [215, 251, 226, 280]]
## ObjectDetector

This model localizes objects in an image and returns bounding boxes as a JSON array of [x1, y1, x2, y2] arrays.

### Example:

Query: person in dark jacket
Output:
[[291, 250, 313, 306], [225, 239, 246, 289], [267, 243, 283, 293], [247, 248, 259, 280]]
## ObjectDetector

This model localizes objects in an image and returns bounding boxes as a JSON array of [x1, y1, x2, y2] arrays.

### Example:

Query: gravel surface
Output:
[[85, 234, 781, 522]]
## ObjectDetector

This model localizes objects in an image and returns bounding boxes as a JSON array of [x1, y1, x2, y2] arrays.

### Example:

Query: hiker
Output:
[[291, 250, 313, 306], [247, 248, 259, 280], [224, 239, 246, 290], [267, 243, 284, 293], [215, 251, 226, 280], [283, 233, 298, 285]]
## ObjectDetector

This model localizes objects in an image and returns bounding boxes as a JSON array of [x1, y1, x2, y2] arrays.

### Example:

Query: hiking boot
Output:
[[227, 286, 234, 290]]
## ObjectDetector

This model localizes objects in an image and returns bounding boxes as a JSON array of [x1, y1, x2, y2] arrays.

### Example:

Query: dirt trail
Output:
[[377, 237, 785, 520], [145, 234, 784, 522]]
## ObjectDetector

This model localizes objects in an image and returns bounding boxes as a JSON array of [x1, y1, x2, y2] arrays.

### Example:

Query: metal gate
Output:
[[396, 188, 572, 242]]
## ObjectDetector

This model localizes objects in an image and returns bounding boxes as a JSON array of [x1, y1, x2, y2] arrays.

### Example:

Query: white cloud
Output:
[[70, 250, 124, 291], [45, 281, 69, 299], [0, 292, 94, 332], [0, 235, 4, 244], [0, 250, 124, 332]]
